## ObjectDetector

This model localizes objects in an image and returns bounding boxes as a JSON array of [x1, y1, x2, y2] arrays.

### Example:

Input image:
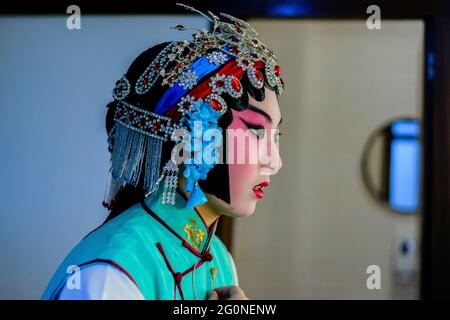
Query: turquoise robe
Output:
[[42, 189, 237, 300]]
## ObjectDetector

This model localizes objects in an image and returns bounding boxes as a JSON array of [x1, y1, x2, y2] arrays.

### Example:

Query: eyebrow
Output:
[[247, 104, 283, 126]]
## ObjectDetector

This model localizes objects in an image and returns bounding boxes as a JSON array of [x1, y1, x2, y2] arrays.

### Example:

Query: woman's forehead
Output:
[[247, 88, 281, 125]]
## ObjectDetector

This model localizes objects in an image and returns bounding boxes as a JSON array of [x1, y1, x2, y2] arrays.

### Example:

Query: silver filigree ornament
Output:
[[209, 74, 227, 95], [112, 76, 131, 100], [236, 55, 253, 71], [161, 159, 179, 205], [114, 101, 173, 142], [177, 69, 198, 90], [132, 4, 284, 97], [224, 75, 243, 98], [247, 66, 264, 89], [135, 42, 187, 94], [206, 94, 227, 115], [265, 58, 279, 88], [206, 50, 229, 65], [177, 95, 197, 115]]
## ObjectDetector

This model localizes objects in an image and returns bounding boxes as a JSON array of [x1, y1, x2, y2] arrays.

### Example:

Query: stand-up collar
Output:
[[141, 188, 219, 254]]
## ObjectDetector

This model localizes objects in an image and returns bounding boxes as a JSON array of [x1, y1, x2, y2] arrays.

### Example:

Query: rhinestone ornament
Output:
[[112, 76, 131, 101]]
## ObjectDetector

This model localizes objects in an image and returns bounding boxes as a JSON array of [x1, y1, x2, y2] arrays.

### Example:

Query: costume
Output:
[[42, 188, 237, 300], [42, 4, 283, 300]]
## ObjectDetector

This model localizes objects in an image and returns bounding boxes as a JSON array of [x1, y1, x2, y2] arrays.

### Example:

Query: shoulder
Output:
[[81, 203, 162, 255], [89, 203, 155, 236], [57, 261, 144, 300], [44, 203, 170, 300]]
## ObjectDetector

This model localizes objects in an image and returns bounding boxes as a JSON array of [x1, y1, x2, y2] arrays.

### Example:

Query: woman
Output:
[[42, 5, 284, 300]]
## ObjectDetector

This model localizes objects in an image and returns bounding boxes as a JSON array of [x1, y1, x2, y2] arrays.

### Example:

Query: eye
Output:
[[241, 119, 265, 139], [274, 131, 282, 144], [250, 128, 265, 139]]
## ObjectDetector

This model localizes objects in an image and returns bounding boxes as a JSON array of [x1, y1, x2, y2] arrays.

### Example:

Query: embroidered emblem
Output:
[[184, 217, 206, 250]]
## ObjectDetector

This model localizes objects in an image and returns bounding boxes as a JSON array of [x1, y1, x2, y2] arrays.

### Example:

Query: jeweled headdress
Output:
[[104, 3, 284, 209]]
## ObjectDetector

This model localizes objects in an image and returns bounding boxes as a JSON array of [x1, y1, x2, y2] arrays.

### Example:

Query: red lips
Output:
[[252, 181, 270, 199]]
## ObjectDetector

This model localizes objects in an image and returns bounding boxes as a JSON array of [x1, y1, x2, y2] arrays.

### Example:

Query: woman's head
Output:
[[201, 87, 282, 218], [104, 8, 284, 218]]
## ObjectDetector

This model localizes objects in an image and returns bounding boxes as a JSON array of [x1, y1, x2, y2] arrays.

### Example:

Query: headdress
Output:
[[104, 3, 284, 209]]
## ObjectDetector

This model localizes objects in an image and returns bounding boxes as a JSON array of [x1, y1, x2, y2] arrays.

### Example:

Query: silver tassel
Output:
[[161, 159, 179, 205], [103, 176, 125, 208], [109, 122, 163, 195]]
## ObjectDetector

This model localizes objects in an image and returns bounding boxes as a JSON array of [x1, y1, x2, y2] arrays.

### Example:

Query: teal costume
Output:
[[42, 189, 236, 300]]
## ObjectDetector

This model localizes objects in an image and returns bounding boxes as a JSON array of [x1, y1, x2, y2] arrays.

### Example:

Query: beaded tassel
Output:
[[161, 160, 179, 205], [103, 176, 125, 208], [110, 122, 163, 194]]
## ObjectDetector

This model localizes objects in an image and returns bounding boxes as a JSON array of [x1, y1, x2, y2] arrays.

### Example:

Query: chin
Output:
[[207, 194, 257, 218], [229, 201, 257, 218]]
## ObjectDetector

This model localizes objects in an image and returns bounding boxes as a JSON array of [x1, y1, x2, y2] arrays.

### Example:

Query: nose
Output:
[[259, 134, 282, 175]]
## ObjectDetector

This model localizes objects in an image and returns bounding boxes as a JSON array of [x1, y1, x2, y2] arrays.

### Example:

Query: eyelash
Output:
[[274, 131, 282, 144], [241, 119, 265, 138], [241, 119, 282, 142], [251, 128, 265, 139]]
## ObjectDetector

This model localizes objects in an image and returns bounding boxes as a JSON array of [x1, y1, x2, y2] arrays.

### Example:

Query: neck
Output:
[[178, 176, 221, 228]]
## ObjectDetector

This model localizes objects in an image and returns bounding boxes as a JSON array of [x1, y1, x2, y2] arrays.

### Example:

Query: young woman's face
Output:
[[206, 87, 283, 217]]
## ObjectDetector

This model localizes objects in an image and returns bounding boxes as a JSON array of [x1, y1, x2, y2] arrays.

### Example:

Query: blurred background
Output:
[[233, 19, 423, 299], [0, 14, 210, 300], [0, 0, 449, 300]]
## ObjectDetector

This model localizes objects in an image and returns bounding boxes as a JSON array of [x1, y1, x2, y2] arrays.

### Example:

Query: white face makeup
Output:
[[205, 87, 283, 217]]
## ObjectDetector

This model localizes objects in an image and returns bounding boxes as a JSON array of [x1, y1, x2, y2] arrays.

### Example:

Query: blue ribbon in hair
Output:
[[154, 48, 232, 115]]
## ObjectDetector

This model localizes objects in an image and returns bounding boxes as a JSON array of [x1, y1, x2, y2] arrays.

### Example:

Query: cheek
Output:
[[225, 111, 259, 215], [228, 162, 258, 217], [227, 112, 259, 188]]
